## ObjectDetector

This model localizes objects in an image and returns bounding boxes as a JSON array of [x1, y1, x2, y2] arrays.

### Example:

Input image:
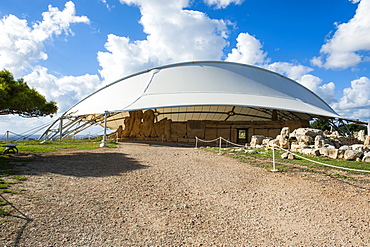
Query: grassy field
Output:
[[0, 139, 117, 217], [202, 146, 370, 175]]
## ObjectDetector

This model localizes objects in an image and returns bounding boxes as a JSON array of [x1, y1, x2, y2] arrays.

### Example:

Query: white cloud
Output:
[[204, 0, 245, 9], [264, 62, 337, 105], [226, 33, 268, 65], [335, 76, 370, 109], [98, 0, 230, 82], [329, 76, 370, 120], [24, 66, 101, 113], [0, 1, 89, 77], [312, 0, 370, 69]]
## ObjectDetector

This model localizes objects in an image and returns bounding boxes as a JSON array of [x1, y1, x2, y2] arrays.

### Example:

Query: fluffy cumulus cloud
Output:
[[0, 1, 102, 116], [332, 77, 370, 119], [312, 0, 370, 69], [24, 66, 101, 113], [97, 0, 230, 82], [0, 1, 89, 77], [226, 33, 268, 65], [203, 0, 245, 9]]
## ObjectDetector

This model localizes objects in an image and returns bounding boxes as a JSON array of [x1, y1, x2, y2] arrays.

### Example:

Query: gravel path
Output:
[[1, 142, 370, 246]]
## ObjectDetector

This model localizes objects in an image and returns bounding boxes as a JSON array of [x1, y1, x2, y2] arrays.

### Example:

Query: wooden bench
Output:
[[2, 144, 18, 154]]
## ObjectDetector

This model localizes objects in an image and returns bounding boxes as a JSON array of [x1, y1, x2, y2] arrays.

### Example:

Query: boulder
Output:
[[262, 138, 273, 146], [319, 147, 330, 157], [250, 135, 265, 147], [344, 150, 363, 161], [364, 136, 370, 146], [357, 130, 366, 142], [362, 154, 370, 162], [296, 135, 313, 145], [280, 127, 290, 138], [281, 152, 294, 159], [291, 128, 323, 138], [314, 135, 325, 148], [327, 149, 340, 159]]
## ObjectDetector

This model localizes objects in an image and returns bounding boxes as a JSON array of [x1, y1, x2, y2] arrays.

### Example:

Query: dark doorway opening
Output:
[[237, 129, 248, 144]]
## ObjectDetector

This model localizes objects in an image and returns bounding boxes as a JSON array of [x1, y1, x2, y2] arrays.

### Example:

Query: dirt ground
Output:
[[1, 142, 370, 246]]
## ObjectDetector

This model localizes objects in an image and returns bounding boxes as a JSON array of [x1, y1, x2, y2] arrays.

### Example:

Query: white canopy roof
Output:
[[42, 61, 341, 138]]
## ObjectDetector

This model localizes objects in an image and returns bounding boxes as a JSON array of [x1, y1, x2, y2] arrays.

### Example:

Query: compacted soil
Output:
[[1, 142, 370, 246]]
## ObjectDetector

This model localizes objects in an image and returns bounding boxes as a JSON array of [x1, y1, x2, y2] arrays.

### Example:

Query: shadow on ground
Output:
[[20, 151, 149, 178]]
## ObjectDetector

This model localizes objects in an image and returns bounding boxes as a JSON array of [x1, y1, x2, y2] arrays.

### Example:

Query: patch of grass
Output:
[[0, 208, 11, 217], [10, 176, 26, 181], [1, 189, 18, 194]]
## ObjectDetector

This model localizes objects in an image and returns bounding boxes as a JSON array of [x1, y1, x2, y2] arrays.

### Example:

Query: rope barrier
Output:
[[195, 136, 370, 174], [272, 145, 370, 173]]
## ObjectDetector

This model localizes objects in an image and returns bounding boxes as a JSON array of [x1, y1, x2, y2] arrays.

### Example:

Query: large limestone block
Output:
[[292, 128, 323, 138], [314, 135, 324, 148], [187, 120, 206, 139], [319, 147, 329, 157], [276, 135, 290, 149], [364, 136, 370, 146], [357, 130, 366, 142], [327, 149, 340, 159], [250, 135, 265, 147], [296, 135, 313, 145], [171, 122, 187, 138], [344, 150, 363, 161], [142, 109, 156, 137], [280, 127, 290, 138], [362, 153, 370, 162]]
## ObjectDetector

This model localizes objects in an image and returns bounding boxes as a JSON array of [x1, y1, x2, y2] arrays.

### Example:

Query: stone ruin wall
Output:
[[108, 109, 310, 143], [249, 127, 370, 162]]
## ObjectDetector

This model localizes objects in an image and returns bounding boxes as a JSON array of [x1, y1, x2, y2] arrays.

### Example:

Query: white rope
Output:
[[273, 145, 370, 173], [195, 136, 220, 143], [220, 137, 245, 148]]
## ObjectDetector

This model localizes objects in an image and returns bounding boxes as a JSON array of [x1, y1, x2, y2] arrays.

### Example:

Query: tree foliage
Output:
[[310, 118, 330, 131], [0, 70, 58, 117]]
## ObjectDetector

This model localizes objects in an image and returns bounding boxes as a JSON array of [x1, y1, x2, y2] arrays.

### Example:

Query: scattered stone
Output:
[[344, 150, 363, 161]]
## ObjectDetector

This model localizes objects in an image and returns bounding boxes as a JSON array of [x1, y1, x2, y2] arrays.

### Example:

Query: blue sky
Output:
[[1, 0, 370, 134]]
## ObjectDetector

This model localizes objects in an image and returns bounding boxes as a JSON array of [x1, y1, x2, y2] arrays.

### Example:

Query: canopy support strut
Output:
[[100, 112, 108, 147]]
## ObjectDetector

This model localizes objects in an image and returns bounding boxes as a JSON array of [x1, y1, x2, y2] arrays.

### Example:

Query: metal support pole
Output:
[[6, 131, 9, 143], [59, 117, 63, 141], [100, 112, 108, 147], [270, 144, 278, 172], [218, 137, 222, 155], [195, 137, 198, 149]]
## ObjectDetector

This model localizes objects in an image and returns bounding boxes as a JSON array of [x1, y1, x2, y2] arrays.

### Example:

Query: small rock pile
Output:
[[249, 127, 370, 162]]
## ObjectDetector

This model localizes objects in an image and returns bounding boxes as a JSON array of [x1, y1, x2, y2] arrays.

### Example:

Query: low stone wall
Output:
[[249, 127, 370, 162], [108, 110, 309, 144]]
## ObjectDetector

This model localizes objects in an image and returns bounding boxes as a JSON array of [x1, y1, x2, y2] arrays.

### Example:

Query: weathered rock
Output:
[[327, 149, 339, 159], [344, 150, 363, 161], [314, 135, 325, 149], [280, 127, 290, 138], [276, 135, 290, 149], [291, 128, 323, 138], [362, 154, 370, 162], [339, 145, 350, 150], [296, 135, 313, 145], [300, 148, 313, 155], [245, 150, 258, 154], [281, 152, 294, 159], [250, 135, 265, 147], [364, 136, 370, 146], [262, 138, 273, 146], [357, 130, 366, 142], [311, 149, 321, 156], [319, 147, 329, 157]]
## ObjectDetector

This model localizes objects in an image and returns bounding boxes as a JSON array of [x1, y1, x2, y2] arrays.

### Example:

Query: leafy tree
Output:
[[310, 118, 330, 131], [339, 123, 367, 134], [0, 70, 58, 117]]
